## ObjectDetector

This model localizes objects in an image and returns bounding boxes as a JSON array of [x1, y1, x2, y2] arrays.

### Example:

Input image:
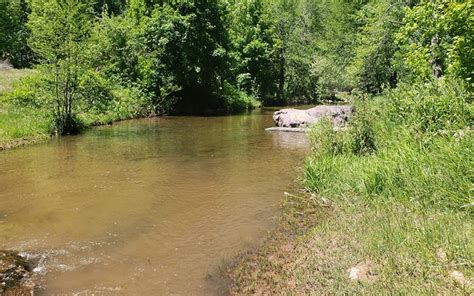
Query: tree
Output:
[[282, 0, 319, 102], [395, 0, 473, 87], [310, 0, 362, 98], [348, 0, 417, 93], [94, 0, 127, 15], [271, 0, 299, 101], [28, 0, 94, 134], [227, 0, 278, 100], [141, 1, 232, 114], [0, 0, 34, 67]]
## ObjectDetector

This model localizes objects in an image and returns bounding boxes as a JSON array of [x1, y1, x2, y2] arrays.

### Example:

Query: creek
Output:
[[0, 108, 308, 295]]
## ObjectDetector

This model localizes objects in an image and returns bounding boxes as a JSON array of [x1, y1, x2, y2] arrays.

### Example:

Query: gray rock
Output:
[[273, 105, 353, 128], [265, 127, 308, 133], [0, 250, 34, 295]]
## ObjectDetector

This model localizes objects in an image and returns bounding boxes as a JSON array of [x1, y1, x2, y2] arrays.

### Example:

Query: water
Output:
[[0, 108, 309, 295]]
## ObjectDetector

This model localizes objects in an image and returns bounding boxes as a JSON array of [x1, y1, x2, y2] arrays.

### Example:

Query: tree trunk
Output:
[[277, 46, 285, 101], [430, 34, 443, 79]]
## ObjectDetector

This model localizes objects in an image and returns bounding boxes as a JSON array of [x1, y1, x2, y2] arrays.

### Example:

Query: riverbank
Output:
[[0, 67, 155, 150], [0, 67, 259, 151], [227, 89, 473, 294]]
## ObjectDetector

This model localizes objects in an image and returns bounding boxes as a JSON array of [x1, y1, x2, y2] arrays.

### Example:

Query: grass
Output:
[[227, 83, 473, 294], [0, 105, 50, 150], [0, 67, 51, 150], [0, 67, 35, 95]]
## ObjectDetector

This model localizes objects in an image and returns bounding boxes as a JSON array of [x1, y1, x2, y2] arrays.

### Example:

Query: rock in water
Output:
[[0, 250, 34, 295], [273, 105, 353, 128]]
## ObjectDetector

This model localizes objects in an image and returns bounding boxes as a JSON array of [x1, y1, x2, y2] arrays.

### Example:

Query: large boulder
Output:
[[273, 105, 353, 128]]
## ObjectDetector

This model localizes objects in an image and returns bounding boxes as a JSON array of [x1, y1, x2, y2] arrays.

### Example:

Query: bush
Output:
[[78, 69, 114, 114], [78, 84, 153, 126], [51, 112, 84, 135], [3, 74, 51, 108], [309, 118, 347, 157], [387, 78, 472, 135], [221, 82, 259, 114], [350, 102, 377, 155], [309, 101, 377, 158]]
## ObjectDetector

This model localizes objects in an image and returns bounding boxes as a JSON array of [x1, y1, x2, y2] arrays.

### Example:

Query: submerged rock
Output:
[[0, 250, 34, 295], [265, 127, 308, 133], [273, 105, 354, 129]]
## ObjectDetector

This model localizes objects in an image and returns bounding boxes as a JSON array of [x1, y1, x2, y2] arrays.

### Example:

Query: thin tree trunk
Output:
[[430, 34, 442, 79], [277, 46, 285, 101]]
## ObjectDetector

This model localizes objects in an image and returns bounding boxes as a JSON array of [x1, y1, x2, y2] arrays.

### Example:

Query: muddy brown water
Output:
[[0, 108, 309, 295]]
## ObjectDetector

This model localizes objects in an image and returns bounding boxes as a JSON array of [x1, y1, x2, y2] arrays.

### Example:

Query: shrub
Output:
[[50, 112, 84, 135], [221, 82, 259, 114], [387, 78, 472, 135], [350, 102, 377, 155], [78, 69, 114, 114], [78, 84, 153, 126], [309, 118, 347, 157], [3, 74, 51, 108]]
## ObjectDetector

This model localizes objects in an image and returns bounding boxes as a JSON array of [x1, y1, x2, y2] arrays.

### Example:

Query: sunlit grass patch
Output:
[[0, 68, 36, 95], [0, 68, 50, 149], [0, 105, 50, 150]]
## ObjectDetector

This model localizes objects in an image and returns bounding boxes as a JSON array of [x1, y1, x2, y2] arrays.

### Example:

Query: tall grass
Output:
[[299, 78, 473, 293]]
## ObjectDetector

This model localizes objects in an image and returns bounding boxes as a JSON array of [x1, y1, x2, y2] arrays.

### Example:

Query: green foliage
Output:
[[79, 85, 154, 125], [349, 103, 377, 155], [28, 0, 95, 134], [306, 96, 472, 211], [94, 0, 127, 15], [3, 73, 50, 108], [309, 118, 347, 157], [139, 4, 187, 105], [278, 0, 318, 103], [227, 0, 321, 104], [228, 0, 278, 100], [78, 69, 115, 114], [88, 13, 141, 84], [169, 0, 231, 96], [388, 78, 472, 135], [311, 0, 363, 98], [0, 0, 34, 67], [349, 0, 412, 93], [221, 81, 259, 113], [395, 0, 474, 85], [309, 104, 377, 158]]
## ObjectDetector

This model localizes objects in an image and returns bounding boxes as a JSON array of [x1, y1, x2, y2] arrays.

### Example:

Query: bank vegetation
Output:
[[227, 0, 473, 294]]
